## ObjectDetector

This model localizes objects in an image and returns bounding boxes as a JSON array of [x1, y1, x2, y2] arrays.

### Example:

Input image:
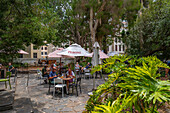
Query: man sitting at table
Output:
[[81, 62, 91, 72], [48, 67, 59, 81]]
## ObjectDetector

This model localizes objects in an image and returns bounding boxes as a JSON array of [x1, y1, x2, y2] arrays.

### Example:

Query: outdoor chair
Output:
[[75, 68, 80, 76], [84, 69, 92, 79], [0, 71, 11, 89], [53, 78, 66, 98], [48, 77, 60, 94], [37, 69, 47, 84], [69, 77, 82, 96], [95, 70, 102, 79]]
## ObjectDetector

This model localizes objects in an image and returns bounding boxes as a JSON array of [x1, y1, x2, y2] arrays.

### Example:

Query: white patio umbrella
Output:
[[57, 43, 90, 56], [48, 48, 74, 58], [57, 43, 90, 77]]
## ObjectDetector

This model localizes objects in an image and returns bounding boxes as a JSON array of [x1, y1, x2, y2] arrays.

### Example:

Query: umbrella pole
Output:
[[60, 58, 61, 75], [74, 58, 76, 79]]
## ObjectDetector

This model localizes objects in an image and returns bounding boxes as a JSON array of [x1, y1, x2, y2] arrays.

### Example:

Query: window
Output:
[[118, 39, 121, 43], [45, 52, 47, 55], [41, 47, 43, 50], [33, 53, 37, 58], [119, 45, 121, 51], [19, 54, 23, 58], [33, 46, 37, 50], [123, 45, 125, 51], [115, 45, 117, 51], [41, 52, 43, 55], [45, 47, 47, 50], [115, 38, 117, 43]]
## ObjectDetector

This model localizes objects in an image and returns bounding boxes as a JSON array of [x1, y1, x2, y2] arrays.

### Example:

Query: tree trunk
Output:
[[89, 0, 106, 50], [89, 7, 95, 46]]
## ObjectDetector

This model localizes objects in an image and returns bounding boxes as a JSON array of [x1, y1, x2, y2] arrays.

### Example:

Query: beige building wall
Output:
[[23, 43, 56, 59]]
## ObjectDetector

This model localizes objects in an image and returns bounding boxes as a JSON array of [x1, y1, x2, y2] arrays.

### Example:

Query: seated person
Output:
[[75, 62, 80, 71], [85, 62, 91, 69], [42, 64, 48, 83], [38, 59, 42, 66], [50, 64, 54, 71], [49, 67, 60, 82], [65, 68, 75, 90], [53, 62, 57, 67], [81, 62, 91, 72]]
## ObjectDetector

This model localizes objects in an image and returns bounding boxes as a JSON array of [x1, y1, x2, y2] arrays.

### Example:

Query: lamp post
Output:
[[92, 42, 100, 90]]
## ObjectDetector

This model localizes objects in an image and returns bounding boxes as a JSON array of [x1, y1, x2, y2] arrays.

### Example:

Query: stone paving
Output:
[[0, 73, 106, 113]]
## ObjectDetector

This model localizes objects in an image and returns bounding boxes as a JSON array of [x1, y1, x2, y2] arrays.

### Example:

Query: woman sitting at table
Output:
[[65, 68, 75, 91]]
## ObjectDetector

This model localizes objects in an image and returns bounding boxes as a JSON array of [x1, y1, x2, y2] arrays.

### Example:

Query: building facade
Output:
[[21, 43, 56, 59], [108, 20, 127, 54]]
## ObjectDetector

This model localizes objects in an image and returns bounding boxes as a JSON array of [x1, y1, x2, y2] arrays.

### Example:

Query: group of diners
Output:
[[41, 61, 92, 94], [41, 63, 75, 92]]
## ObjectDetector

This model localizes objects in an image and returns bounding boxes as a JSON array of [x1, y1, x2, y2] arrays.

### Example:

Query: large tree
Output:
[[125, 0, 170, 60], [0, 0, 61, 62], [56, 0, 140, 52]]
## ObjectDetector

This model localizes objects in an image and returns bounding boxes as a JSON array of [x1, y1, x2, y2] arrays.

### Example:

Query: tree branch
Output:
[[144, 46, 166, 56]]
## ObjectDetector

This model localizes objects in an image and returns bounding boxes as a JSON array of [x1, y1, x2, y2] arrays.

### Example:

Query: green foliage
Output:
[[0, 0, 61, 62], [92, 94, 135, 113], [125, 0, 170, 59], [55, 0, 140, 51], [85, 55, 170, 112]]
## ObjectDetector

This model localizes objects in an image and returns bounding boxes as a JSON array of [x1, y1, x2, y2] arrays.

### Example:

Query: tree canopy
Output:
[[125, 0, 170, 60], [55, 0, 140, 52], [0, 0, 61, 62]]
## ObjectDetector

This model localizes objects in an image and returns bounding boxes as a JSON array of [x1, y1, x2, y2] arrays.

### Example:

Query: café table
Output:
[[60, 76, 74, 94]]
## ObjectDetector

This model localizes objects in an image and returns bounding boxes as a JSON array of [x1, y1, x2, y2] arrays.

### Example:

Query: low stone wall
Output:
[[13, 58, 37, 66], [14, 58, 74, 66]]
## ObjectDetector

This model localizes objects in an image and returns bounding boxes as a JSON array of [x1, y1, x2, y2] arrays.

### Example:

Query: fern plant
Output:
[[85, 55, 170, 113]]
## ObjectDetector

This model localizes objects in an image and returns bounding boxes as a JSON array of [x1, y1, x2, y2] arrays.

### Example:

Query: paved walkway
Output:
[[1, 73, 106, 113]]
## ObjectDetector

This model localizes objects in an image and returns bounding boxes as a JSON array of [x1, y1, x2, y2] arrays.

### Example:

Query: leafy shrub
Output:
[[85, 55, 170, 113]]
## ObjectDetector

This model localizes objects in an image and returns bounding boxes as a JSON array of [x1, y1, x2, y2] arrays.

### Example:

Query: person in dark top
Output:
[[42, 64, 48, 83], [85, 62, 91, 69], [8, 62, 14, 72], [42, 65, 48, 77], [46, 57, 49, 64], [38, 59, 42, 66]]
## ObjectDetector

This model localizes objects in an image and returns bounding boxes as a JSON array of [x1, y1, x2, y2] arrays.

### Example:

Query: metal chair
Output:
[[84, 69, 91, 79], [0, 71, 11, 89], [37, 69, 47, 84], [69, 77, 82, 96], [53, 78, 66, 98]]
